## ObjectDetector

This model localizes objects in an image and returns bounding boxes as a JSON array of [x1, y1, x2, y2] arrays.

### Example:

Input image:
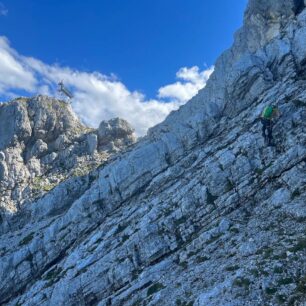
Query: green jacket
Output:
[[261, 106, 278, 120]]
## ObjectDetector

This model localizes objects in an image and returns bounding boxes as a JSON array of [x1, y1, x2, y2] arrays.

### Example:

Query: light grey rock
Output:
[[1, 1, 306, 306], [86, 133, 98, 155], [0, 162, 7, 181], [0, 152, 5, 162], [54, 134, 69, 151], [29, 139, 48, 158], [98, 117, 136, 151], [0, 96, 135, 213]]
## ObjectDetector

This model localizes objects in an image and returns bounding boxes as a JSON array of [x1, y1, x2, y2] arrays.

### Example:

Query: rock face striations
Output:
[[1, 0, 306, 305]]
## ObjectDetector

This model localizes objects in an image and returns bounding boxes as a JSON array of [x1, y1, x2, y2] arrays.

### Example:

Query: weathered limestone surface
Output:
[[0, 96, 136, 213], [1, 1, 306, 305]]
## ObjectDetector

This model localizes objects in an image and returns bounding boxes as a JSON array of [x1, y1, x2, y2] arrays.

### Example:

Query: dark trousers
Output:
[[261, 118, 273, 143]]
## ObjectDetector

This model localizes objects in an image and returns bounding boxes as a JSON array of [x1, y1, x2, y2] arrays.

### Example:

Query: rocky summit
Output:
[[0, 96, 136, 214], [1, 0, 306, 305]]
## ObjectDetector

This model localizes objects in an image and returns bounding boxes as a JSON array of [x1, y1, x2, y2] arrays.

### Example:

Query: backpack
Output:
[[262, 106, 274, 119]]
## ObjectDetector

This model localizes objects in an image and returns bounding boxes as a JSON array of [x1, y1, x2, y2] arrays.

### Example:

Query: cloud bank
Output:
[[0, 36, 213, 135]]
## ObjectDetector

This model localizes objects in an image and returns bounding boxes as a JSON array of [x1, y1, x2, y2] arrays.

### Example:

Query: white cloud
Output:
[[0, 37, 36, 93], [0, 2, 8, 16], [158, 66, 214, 103], [0, 36, 214, 135]]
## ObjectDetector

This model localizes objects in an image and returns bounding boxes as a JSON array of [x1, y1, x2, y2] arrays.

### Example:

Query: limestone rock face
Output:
[[1, 1, 306, 306], [98, 118, 136, 151], [0, 96, 136, 213]]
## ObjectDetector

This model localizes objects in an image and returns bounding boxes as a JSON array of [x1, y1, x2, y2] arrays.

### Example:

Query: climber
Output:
[[260, 105, 280, 146]]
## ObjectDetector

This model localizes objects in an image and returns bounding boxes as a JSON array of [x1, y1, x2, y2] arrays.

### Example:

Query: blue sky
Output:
[[0, 0, 248, 134]]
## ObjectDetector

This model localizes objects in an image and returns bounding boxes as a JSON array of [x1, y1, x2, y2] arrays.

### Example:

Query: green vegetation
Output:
[[32, 176, 58, 192], [176, 299, 194, 306], [263, 248, 274, 259], [179, 261, 188, 269], [255, 162, 273, 176], [249, 268, 259, 277], [195, 255, 209, 264], [19, 232, 34, 246], [277, 277, 294, 286], [74, 267, 88, 278], [293, 100, 306, 108], [273, 266, 284, 274], [288, 238, 306, 253], [255, 168, 264, 175], [147, 283, 165, 297], [225, 179, 235, 192], [43, 266, 63, 287], [291, 188, 301, 199], [296, 275, 306, 293], [276, 294, 286, 303], [225, 265, 239, 272], [115, 223, 128, 234], [256, 246, 274, 259], [273, 252, 287, 260], [132, 270, 139, 281], [233, 277, 251, 289], [174, 216, 188, 226], [206, 233, 222, 245], [230, 227, 239, 234], [206, 189, 218, 205], [121, 234, 130, 243], [265, 287, 277, 295]]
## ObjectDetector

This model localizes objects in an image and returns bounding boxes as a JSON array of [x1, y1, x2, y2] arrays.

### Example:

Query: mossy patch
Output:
[[179, 261, 188, 269], [296, 275, 306, 293], [121, 234, 130, 243], [291, 188, 301, 199], [273, 252, 287, 260], [265, 287, 277, 295], [249, 268, 259, 277], [230, 227, 239, 234], [273, 266, 284, 274], [206, 233, 222, 245], [293, 100, 306, 108], [43, 267, 63, 287], [147, 283, 165, 297], [233, 277, 251, 289], [19, 232, 35, 246], [277, 277, 294, 286], [276, 294, 286, 303], [176, 299, 194, 306], [226, 265, 239, 272], [195, 255, 209, 264], [115, 223, 128, 235], [32, 176, 57, 192], [206, 189, 218, 205], [289, 238, 306, 253], [225, 179, 235, 192], [255, 168, 264, 175], [174, 216, 188, 226]]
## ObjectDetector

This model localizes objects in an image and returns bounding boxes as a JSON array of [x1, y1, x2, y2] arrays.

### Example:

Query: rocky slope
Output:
[[1, 0, 306, 305]]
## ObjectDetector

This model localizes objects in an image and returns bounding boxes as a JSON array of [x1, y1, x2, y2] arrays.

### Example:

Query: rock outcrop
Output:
[[0, 96, 136, 214], [1, 0, 306, 305], [98, 118, 136, 152]]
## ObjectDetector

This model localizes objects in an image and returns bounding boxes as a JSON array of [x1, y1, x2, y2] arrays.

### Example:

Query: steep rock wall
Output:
[[1, 1, 306, 305]]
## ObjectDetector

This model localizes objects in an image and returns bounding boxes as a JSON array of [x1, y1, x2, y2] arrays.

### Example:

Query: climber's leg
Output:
[[267, 121, 274, 146], [261, 118, 267, 138]]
